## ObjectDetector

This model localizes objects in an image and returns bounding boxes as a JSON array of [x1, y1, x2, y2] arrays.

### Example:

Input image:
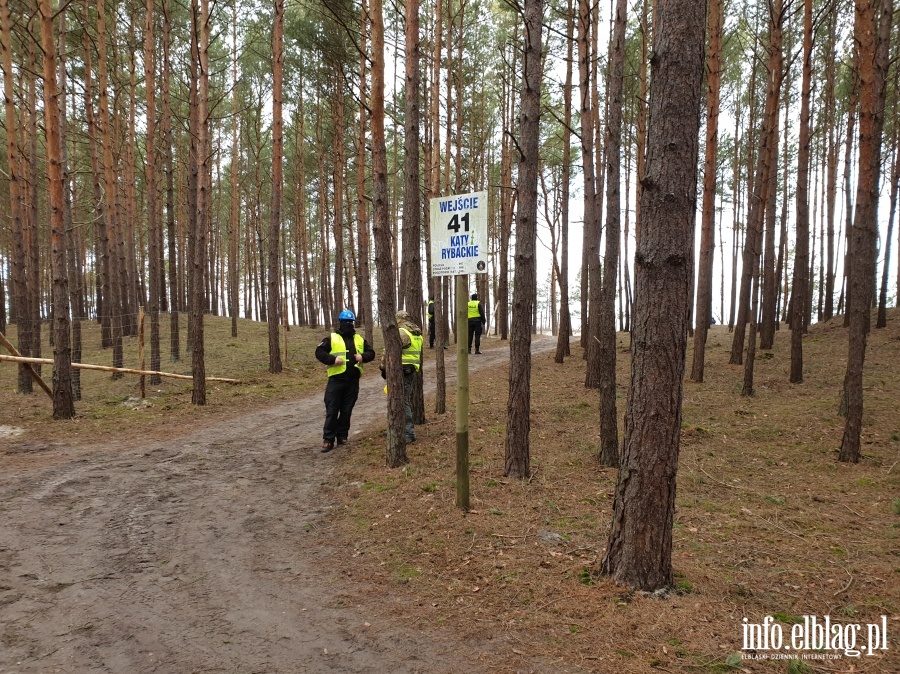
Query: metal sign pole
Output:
[[429, 190, 486, 513], [455, 274, 470, 511]]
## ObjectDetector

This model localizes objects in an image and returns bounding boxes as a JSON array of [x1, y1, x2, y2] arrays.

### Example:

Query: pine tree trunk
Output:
[[190, 0, 209, 405], [690, 0, 722, 383], [82, 0, 109, 349], [505, 0, 542, 479], [40, 0, 75, 418], [370, 0, 407, 468], [1, 0, 32, 393], [730, 0, 783, 365], [402, 0, 425, 425], [875, 127, 898, 328], [791, 0, 813, 383], [332, 68, 345, 315], [229, 5, 240, 338], [597, 0, 626, 467], [554, 0, 574, 364], [602, 0, 704, 591], [162, 0, 179, 360], [823, 4, 838, 320], [577, 0, 599, 379], [840, 0, 893, 462], [356, 0, 372, 342], [429, 0, 448, 413], [267, 0, 283, 374], [144, 0, 161, 386], [97, 0, 124, 378], [58, 16, 82, 399]]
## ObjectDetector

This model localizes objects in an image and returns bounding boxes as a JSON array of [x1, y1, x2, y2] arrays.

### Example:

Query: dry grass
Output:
[[327, 312, 900, 674], [2, 310, 898, 673]]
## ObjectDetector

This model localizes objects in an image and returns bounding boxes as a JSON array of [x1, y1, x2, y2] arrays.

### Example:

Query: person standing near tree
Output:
[[315, 309, 375, 452], [427, 297, 435, 348], [380, 310, 423, 443], [467, 293, 486, 354]]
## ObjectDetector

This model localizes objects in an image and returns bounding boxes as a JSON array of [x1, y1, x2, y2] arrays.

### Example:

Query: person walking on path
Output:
[[467, 293, 486, 354], [380, 310, 423, 443], [315, 309, 375, 452]]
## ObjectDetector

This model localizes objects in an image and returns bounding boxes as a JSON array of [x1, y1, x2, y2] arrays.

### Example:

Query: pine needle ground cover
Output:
[[327, 313, 900, 674], [1, 312, 897, 672]]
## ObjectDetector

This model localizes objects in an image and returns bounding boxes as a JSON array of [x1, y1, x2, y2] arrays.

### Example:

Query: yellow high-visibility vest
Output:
[[327, 333, 365, 377], [399, 328, 423, 372], [467, 300, 481, 319]]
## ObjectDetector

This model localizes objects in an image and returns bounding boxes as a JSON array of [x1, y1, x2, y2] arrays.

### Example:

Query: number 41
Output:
[[447, 212, 470, 233]]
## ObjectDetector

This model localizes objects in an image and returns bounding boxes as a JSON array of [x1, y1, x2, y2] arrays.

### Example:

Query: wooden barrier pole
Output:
[[0, 330, 53, 398], [0, 354, 241, 383]]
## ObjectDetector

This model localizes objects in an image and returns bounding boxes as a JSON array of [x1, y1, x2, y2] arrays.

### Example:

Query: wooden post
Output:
[[0, 329, 53, 398], [455, 274, 470, 511], [139, 306, 146, 398]]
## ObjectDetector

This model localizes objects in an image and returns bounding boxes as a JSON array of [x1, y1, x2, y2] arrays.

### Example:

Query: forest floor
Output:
[[0, 311, 898, 673]]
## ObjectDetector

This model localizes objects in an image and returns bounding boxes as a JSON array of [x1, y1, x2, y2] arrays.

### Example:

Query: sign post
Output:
[[429, 190, 488, 512]]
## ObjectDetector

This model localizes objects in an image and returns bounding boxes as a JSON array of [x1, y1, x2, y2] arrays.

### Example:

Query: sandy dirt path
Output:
[[0, 337, 557, 673]]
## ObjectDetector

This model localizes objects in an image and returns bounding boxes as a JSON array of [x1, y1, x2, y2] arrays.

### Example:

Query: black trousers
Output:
[[323, 376, 360, 442], [467, 319, 483, 352], [428, 317, 435, 348]]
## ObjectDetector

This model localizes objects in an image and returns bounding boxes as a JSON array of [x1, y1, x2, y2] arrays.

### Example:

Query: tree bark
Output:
[[690, 0, 722, 383], [402, 0, 425, 425], [1, 0, 32, 393], [58, 13, 82, 399], [505, 0, 542, 479], [840, 0, 893, 463], [577, 0, 600, 379], [875, 123, 898, 328], [144, 0, 161, 386], [370, 0, 407, 468], [602, 0, 705, 590], [356, 0, 373, 343], [267, 0, 283, 374], [190, 0, 210, 405], [554, 0, 574, 364], [598, 0, 626, 467], [161, 0, 179, 360], [823, 3, 838, 321], [97, 0, 125, 378], [40, 0, 75, 418], [228, 4, 240, 338], [730, 0, 783, 365], [790, 0, 813, 383]]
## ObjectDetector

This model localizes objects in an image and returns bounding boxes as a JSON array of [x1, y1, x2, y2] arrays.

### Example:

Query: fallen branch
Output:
[[0, 354, 241, 383], [834, 575, 853, 596]]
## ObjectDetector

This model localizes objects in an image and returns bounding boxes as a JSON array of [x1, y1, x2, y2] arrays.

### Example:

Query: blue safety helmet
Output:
[[338, 309, 355, 321]]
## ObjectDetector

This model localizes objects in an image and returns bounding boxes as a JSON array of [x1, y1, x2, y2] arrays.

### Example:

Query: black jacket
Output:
[[315, 325, 376, 380]]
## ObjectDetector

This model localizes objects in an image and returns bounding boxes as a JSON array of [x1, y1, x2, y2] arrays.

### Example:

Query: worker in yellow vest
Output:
[[467, 292, 486, 354], [315, 309, 375, 452], [380, 310, 423, 443]]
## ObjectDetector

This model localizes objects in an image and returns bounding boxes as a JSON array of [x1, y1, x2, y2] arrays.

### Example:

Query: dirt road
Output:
[[1, 340, 552, 673]]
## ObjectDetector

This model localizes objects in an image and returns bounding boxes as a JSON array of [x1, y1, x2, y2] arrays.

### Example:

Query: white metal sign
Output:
[[429, 191, 488, 276]]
